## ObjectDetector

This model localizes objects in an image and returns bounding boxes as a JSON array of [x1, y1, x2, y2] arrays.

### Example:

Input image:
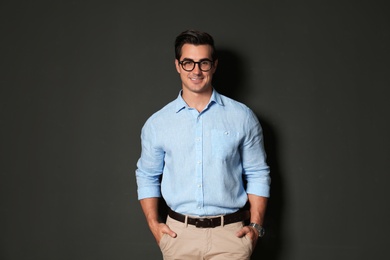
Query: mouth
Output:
[[189, 76, 204, 81]]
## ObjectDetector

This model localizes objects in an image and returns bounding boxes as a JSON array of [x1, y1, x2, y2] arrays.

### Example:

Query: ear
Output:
[[175, 59, 181, 73], [212, 59, 218, 73]]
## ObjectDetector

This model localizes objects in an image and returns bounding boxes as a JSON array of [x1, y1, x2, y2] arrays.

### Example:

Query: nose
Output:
[[192, 63, 202, 74]]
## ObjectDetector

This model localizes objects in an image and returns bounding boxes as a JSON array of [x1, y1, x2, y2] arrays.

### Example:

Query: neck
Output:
[[182, 88, 213, 112]]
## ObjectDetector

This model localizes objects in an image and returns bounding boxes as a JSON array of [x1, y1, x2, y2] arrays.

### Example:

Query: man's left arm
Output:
[[236, 109, 270, 246]]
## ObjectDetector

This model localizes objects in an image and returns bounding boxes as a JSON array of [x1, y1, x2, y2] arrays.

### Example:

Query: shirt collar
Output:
[[175, 91, 187, 113], [211, 89, 224, 106], [175, 89, 224, 113]]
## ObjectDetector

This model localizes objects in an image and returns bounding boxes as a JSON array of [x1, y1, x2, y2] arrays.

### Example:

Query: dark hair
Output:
[[174, 30, 217, 61]]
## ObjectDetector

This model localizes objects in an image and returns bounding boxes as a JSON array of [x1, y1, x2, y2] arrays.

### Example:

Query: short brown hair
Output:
[[174, 30, 217, 61]]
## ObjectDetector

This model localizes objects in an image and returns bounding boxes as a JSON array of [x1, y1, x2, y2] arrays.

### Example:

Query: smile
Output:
[[189, 76, 203, 81]]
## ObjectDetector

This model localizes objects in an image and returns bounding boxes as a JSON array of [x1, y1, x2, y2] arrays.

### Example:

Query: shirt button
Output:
[[197, 161, 202, 164], [198, 184, 202, 188]]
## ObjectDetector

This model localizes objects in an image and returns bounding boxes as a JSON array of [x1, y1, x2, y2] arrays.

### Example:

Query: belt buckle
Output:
[[195, 218, 214, 228]]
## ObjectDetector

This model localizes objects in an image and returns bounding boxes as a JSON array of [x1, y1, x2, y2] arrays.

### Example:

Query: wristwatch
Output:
[[249, 223, 265, 237]]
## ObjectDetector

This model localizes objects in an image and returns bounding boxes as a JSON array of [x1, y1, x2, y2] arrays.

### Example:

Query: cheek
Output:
[[206, 73, 214, 80], [179, 73, 188, 81]]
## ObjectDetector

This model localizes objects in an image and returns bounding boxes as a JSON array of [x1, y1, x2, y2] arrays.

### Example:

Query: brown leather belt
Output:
[[168, 209, 250, 228]]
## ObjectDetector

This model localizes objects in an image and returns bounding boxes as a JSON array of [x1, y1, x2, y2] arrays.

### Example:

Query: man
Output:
[[136, 29, 270, 259]]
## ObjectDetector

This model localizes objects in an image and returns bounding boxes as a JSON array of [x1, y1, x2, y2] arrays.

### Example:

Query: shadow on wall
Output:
[[214, 49, 285, 260], [213, 48, 247, 101]]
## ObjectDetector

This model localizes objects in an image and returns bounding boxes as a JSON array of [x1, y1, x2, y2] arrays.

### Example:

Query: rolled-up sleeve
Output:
[[135, 119, 165, 200], [241, 109, 271, 197]]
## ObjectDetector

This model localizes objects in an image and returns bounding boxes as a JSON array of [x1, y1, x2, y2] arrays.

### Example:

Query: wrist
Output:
[[148, 219, 161, 228], [249, 222, 265, 237]]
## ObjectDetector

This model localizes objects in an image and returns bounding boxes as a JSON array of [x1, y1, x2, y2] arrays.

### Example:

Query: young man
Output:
[[136, 30, 271, 259]]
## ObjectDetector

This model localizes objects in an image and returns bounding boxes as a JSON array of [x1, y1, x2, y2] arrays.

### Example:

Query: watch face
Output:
[[259, 227, 265, 237]]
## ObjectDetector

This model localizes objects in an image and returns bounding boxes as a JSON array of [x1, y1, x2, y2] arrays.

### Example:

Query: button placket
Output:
[[195, 114, 204, 210]]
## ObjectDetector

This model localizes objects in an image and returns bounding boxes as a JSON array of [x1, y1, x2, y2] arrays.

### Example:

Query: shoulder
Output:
[[215, 93, 260, 129], [219, 94, 255, 116]]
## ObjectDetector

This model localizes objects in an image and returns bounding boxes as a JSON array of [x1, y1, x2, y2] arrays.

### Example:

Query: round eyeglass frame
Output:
[[178, 59, 214, 72]]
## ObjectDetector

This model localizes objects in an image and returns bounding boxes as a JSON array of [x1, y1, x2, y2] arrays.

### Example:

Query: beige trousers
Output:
[[159, 216, 253, 260]]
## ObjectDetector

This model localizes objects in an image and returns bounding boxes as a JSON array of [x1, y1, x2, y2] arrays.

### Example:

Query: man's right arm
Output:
[[140, 197, 177, 244], [137, 120, 176, 243]]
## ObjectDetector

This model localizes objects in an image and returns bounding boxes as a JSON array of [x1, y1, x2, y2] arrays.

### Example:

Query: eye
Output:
[[182, 60, 194, 66]]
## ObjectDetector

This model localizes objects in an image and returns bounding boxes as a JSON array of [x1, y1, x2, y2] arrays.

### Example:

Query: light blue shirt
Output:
[[136, 89, 270, 216]]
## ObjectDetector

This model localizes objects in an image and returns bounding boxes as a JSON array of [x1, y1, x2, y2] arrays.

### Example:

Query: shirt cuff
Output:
[[137, 186, 162, 200], [246, 183, 271, 198]]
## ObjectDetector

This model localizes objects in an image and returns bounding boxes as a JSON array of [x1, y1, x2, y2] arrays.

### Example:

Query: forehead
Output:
[[180, 44, 213, 60]]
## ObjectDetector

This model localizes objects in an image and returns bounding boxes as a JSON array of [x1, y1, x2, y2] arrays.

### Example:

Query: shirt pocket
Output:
[[211, 129, 239, 160]]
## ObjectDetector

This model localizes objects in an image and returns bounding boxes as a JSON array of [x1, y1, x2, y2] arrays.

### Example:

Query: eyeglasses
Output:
[[178, 59, 214, 72]]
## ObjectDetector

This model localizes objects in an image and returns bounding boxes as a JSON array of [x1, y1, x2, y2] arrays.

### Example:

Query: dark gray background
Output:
[[1, 1, 389, 259]]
